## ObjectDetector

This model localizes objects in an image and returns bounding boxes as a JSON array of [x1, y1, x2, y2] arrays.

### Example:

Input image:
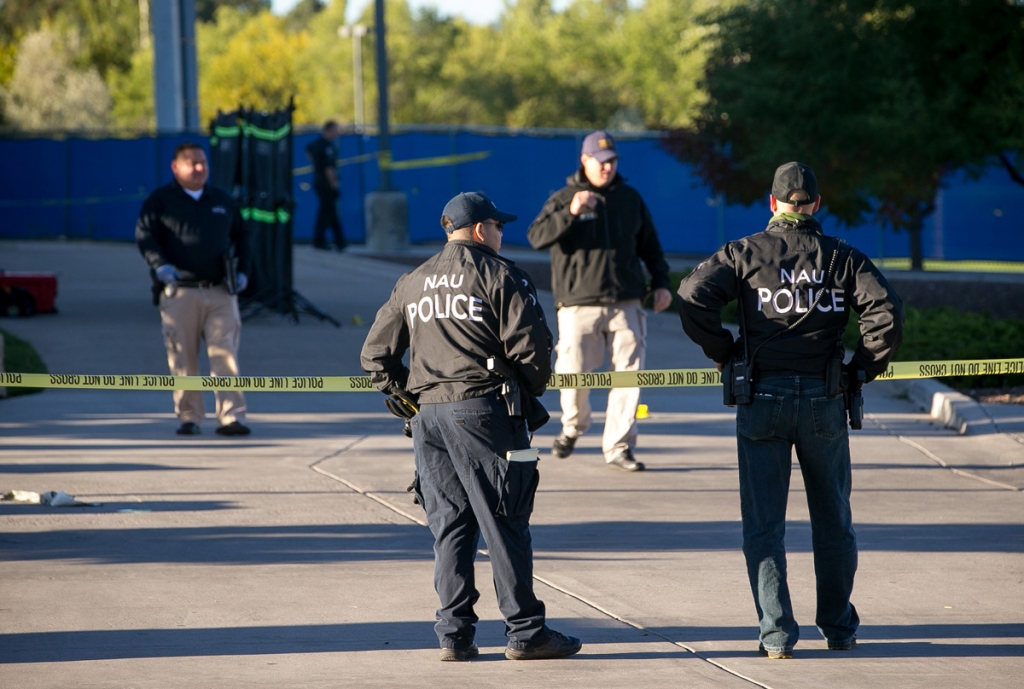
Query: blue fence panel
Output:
[[0, 138, 66, 238], [1, 131, 1022, 262], [939, 166, 1023, 261]]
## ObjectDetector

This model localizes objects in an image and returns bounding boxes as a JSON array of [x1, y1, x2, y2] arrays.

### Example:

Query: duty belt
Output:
[[176, 280, 222, 289]]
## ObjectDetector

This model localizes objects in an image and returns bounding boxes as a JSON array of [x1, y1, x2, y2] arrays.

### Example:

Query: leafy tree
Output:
[[109, 48, 154, 130], [662, 0, 1024, 270], [3, 29, 111, 130], [196, 0, 271, 23], [199, 10, 315, 124], [285, 0, 327, 32]]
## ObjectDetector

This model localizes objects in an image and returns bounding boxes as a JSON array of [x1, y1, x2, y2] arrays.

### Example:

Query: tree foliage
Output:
[[196, 0, 272, 23], [3, 29, 111, 130], [662, 0, 1024, 269], [0, 0, 718, 132]]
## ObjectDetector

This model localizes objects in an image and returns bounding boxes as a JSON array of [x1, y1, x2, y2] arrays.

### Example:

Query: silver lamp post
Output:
[[337, 24, 370, 129]]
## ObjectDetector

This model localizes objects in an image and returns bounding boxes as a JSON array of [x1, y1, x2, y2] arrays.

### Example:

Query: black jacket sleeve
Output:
[[136, 192, 169, 270], [676, 244, 740, 365], [527, 191, 577, 250], [497, 266, 553, 396], [230, 203, 250, 276], [636, 197, 672, 292], [846, 249, 904, 380], [359, 277, 412, 395]]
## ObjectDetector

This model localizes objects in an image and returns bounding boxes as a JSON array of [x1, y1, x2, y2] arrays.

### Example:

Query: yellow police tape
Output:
[[2, 359, 1022, 393]]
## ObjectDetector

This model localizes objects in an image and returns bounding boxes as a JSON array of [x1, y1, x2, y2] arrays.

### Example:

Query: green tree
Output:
[[109, 47, 154, 131], [285, 0, 327, 32], [199, 10, 315, 124], [196, 0, 271, 23], [663, 0, 1024, 270], [3, 28, 111, 130]]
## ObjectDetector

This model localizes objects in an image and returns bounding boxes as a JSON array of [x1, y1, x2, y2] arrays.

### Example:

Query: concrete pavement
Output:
[[0, 239, 1022, 688]]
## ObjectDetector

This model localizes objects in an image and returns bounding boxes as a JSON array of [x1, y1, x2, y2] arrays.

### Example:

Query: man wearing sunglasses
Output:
[[361, 192, 582, 663]]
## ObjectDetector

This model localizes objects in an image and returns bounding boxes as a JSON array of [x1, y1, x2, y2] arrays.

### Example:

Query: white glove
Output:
[[155, 264, 181, 285], [235, 272, 248, 293]]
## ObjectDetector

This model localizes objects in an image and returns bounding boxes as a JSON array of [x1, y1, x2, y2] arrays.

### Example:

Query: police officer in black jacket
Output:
[[677, 162, 903, 659], [305, 120, 345, 251], [360, 192, 582, 663], [137, 142, 251, 437]]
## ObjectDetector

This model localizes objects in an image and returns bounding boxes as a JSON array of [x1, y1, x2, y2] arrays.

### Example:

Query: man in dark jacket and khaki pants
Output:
[[528, 131, 672, 471]]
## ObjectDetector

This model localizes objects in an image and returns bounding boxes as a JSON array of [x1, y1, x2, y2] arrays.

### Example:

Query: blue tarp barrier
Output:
[[2, 129, 1022, 261]]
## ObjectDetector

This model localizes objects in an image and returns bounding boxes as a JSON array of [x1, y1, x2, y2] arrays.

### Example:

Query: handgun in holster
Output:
[[841, 367, 866, 430], [486, 356, 523, 418]]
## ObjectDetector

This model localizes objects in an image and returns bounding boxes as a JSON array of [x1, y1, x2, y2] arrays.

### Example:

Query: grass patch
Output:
[[1, 327, 47, 397]]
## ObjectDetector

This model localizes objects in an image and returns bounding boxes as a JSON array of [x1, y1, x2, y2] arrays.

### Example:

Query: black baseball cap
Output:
[[581, 130, 618, 162], [440, 192, 517, 232], [772, 162, 818, 203]]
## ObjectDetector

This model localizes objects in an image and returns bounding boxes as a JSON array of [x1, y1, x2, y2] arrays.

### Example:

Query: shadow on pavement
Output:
[[3, 621, 1021, 664]]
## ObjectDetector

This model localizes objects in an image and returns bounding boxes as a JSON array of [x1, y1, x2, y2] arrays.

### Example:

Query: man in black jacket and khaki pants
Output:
[[136, 142, 251, 437], [528, 131, 672, 471]]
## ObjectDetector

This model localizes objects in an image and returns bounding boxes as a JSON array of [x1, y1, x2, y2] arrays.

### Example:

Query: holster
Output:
[[500, 379, 523, 418], [841, 368, 866, 430], [722, 358, 752, 407]]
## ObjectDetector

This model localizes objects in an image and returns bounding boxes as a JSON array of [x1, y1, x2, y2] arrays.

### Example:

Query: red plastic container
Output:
[[0, 272, 58, 313]]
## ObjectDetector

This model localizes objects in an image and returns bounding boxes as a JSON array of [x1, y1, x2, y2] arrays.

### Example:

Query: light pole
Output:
[[337, 24, 370, 129], [362, 0, 406, 251]]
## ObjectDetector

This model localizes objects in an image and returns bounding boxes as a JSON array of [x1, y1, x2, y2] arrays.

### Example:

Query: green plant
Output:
[[0, 327, 46, 397]]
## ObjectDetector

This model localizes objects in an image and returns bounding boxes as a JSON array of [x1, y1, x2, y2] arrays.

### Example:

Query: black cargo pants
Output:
[[410, 392, 547, 650]]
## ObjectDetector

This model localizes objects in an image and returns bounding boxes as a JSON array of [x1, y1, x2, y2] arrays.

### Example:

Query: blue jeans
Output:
[[736, 377, 859, 653], [410, 393, 548, 650]]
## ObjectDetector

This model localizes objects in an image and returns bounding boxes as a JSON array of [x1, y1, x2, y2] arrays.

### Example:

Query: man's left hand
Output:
[[236, 273, 248, 293], [652, 288, 672, 313]]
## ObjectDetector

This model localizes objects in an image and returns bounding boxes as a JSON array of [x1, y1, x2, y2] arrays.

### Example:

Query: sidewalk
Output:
[[0, 240, 1021, 688]]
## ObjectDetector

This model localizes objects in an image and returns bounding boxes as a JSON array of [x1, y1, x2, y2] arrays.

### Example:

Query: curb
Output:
[[890, 378, 996, 435]]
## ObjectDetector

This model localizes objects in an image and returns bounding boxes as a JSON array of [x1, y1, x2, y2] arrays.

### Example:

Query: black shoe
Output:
[[215, 421, 251, 436], [312, 243, 329, 250], [828, 636, 857, 651], [551, 433, 577, 459], [175, 422, 200, 435], [438, 645, 478, 662], [608, 450, 645, 471], [505, 630, 582, 660], [758, 643, 793, 659]]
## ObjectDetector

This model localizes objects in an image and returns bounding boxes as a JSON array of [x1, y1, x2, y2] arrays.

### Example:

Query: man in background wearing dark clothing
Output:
[[136, 142, 252, 437], [305, 120, 345, 251]]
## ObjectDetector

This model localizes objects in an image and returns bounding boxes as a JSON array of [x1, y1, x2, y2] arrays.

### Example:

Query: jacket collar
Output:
[[444, 238, 509, 263], [767, 213, 823, 234]]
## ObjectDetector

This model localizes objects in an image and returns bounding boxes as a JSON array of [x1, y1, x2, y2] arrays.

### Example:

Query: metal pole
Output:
[[338, 25, 369, 129], [374, 0, 390, 191], [353, 30, 364, 128]]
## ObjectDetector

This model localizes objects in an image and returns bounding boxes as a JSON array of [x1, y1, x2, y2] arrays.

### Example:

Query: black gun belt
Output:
[[756, 370, 825, 381], [176, 280, 223, 289]]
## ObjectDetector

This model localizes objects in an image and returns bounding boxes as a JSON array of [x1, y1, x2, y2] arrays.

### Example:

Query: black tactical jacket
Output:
[[360, 240, 553, 404], [676, 214, 903, 381], [527, 170, 671, 308], [305, 136, 337, 195], [136, 182, 249, 283]]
